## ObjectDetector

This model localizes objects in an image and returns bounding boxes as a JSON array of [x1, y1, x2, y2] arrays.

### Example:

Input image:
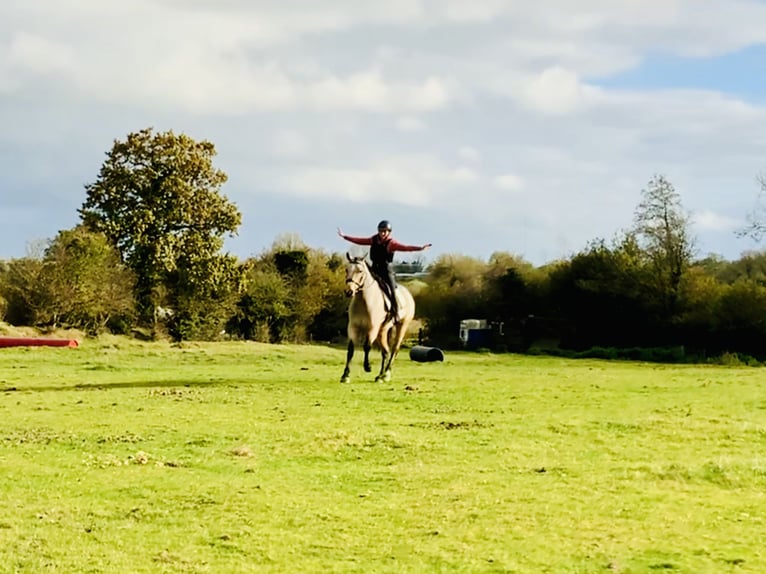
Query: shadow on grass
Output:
[[3, 378, 238, 393]]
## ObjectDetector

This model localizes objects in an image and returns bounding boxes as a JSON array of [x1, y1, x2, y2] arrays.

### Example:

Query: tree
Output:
[[0, 228, 135, 332], [0, 257, 44, 327], [228, 260, 291, 342], [79, 128, 242, 328], [37, 227, 136, 333], [713, 279, 766, 359], [633, 174, 695, 317], [703, 250, 766, 285], [232, 236, 347, 343], [481, 252, 541, 350], [546, 235, 652, 349], [165, 251, 243, 341], [417, 254, 489, 346], [738, 174, 766, 242], [295, 249, 346, 342]]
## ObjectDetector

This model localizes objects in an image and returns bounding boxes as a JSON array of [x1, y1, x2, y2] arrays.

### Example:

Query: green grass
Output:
[[1, 338, 765, 573]]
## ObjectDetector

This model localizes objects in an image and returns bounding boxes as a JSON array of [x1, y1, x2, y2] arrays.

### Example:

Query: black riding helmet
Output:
[[377, 220, 392, 231]]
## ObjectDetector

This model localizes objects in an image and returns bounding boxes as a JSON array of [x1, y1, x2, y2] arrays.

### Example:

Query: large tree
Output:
[[79, 128, 242, 327], [633, 174, 695, 318]]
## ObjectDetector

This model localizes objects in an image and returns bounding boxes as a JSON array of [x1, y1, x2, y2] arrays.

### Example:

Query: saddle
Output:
[[370, 271, 400, 320]]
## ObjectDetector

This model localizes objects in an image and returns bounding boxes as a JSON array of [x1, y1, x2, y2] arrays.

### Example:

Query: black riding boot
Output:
[[388, 284, 399, 319]]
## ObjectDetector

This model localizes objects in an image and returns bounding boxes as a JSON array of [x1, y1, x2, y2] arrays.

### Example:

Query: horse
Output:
[[340, 253, 415, 383]]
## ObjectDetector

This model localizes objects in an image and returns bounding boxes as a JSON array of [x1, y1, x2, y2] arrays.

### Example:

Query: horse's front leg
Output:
[[363, 337, 372, 372], [340, 339, 354, 383]]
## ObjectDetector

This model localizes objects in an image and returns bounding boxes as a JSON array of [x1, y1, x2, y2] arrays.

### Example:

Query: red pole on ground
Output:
[[0, 337, 79, 348]]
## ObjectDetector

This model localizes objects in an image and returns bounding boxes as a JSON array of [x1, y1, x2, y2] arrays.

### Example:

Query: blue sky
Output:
[[2, 0, 766, 267], [600, 45, 766, 102]]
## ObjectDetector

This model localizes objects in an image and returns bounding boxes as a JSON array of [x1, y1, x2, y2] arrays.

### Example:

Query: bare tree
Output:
[[737, 173, 766, 242]]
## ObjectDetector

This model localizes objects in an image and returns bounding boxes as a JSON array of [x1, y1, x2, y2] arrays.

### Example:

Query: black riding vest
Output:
[[370, 236, 393, 267]]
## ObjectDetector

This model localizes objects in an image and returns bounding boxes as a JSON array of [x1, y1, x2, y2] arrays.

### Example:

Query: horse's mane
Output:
[[347, 252, 373, 271]]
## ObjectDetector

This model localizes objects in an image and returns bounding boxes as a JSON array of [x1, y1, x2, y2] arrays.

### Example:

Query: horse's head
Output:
[[344, 253, 369, 297]]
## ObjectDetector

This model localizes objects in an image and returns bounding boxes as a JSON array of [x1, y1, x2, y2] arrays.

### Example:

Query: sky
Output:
[[2, 0, 766, 267]]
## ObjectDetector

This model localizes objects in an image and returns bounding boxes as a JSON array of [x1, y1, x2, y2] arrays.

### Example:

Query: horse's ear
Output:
[[346, 252, 352, 262]]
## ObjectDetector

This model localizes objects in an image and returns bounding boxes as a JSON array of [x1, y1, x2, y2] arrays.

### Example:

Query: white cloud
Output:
[[306, 73, 449, 113], [8, 32, 75, 75], [285, 166, 432, 206], [4, 0, 766, 117], [440, 0, 510, 22], [396, 116, 427, 132], [512, 67, 601, 115], [1, 2, 453, 114], [451, 167, 480, 183], [273, 130, 310, 159], [458, 146, 481, 163], [693, 210, 741, 233], [3, 0, 766, 263], [282, 156, 481, 206], [494, 174, 524, 192]]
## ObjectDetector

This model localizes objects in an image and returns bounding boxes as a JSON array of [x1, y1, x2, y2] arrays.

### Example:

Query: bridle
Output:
[[345, 260, 372, 296]]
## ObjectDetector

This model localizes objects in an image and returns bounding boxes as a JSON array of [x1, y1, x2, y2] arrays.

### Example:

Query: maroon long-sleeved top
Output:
[[341, 235, 425, 253]]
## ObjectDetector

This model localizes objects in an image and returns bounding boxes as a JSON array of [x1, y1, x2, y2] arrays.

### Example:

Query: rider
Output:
[[337, 220, 432, 319]]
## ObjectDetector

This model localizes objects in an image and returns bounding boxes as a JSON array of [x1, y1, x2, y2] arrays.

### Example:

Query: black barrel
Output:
[[409, 346, 445, 362]]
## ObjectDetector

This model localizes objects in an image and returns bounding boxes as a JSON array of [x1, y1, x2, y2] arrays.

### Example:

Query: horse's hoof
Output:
[[340, 376, 350, 384]]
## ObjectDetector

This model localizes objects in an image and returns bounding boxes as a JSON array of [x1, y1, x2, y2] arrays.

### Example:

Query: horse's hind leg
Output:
[[340, 340, 354, 383], [383, 321, 409, 379], [363, 337, 372, 372], [375, 327, 392, 382]]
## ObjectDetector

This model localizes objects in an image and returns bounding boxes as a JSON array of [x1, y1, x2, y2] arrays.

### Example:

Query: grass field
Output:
[[1, 337, 764, 573]]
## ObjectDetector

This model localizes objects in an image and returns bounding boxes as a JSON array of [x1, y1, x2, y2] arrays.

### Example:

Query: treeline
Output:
[[418, 245, 766, 362], [0, 230, 348, 343], [2, 229, 766, 364], [2, 127, 766, 363]]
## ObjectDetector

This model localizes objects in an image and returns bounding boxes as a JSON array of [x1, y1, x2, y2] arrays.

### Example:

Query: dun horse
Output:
[[340, 254, 415, 383]]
